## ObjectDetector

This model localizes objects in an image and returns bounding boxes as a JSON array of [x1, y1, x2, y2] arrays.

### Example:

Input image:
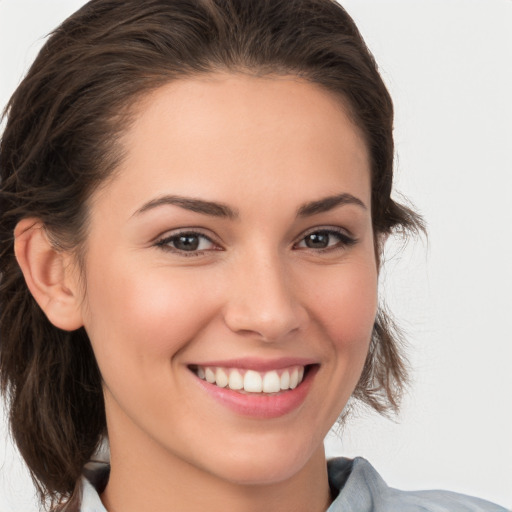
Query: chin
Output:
[[194, 434, 325, 487]]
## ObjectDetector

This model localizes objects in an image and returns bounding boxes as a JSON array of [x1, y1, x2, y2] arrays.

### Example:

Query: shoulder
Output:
[[327, 457, 508, 512]]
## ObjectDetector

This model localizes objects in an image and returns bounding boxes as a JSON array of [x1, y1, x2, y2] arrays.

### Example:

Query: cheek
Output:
[[306, 259, 377, 354], [81, 256, 217, 366]]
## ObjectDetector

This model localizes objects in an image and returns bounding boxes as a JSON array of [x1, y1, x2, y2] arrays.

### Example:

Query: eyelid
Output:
[[154, 228, 223, 255], [299, 225, 354, 239], [293, 226, 357, 250]]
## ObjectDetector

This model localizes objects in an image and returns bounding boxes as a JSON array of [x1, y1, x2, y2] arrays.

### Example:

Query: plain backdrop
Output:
[[1, 1, 511, 511]]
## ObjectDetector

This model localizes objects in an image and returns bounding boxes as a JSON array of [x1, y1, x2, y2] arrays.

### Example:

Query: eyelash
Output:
[[293, 228, 357, 253], [155, 230, 218, 257], [154, 227, 357, 257]]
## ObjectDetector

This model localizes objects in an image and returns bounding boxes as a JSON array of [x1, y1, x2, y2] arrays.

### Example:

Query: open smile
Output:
[[190, 364, 307, 393], [188, 362, 319, 418]]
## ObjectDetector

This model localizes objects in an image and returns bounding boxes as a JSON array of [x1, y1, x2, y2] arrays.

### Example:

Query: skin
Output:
[[18, 73, 378, 512]]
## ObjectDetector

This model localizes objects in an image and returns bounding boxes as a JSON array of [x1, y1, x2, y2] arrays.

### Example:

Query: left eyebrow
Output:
[[297, 193, 367, 217]]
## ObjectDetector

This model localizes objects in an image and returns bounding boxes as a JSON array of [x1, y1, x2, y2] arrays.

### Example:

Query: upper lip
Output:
[[187, 357, 317, 372]]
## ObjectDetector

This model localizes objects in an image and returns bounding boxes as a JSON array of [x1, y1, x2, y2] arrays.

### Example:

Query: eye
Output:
[[155, 231, 218, 254], [294, 229, 356, 251]]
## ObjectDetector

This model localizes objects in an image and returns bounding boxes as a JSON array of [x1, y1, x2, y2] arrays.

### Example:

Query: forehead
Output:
[[96, 73, 371, 215]]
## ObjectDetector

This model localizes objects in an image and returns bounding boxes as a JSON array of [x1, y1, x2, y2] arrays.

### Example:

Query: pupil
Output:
[[306, 232, 329, 249], [175, 235, 199, 251]]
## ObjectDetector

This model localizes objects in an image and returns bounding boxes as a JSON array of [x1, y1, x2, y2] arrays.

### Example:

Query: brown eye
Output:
[[304, 232, 331, 249], [174, 234, 201, 251], [156, 232, 216, 253], [295, 229, 356, 251]]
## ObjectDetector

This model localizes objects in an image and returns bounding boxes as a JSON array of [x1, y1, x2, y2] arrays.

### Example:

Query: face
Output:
[[77, 74, 377, 486]]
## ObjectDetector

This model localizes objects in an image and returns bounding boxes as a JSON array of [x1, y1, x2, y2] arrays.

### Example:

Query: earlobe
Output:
[[14, 218, 84, 331]]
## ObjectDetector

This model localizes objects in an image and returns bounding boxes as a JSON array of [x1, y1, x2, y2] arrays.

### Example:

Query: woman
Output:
[[0, 1, 508, 511]]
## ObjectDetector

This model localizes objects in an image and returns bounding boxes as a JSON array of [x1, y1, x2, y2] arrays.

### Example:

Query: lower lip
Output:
[[192, 365, 318, 419]]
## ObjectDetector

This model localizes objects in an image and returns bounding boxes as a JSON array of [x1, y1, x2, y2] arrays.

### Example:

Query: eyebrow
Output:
[[297, 193, 367, 216], [133, 192, 366, 219], [133, 195, 239, 219]]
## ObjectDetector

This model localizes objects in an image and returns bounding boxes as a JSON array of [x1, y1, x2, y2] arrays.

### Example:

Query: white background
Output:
[[1, 1, 511, 511]]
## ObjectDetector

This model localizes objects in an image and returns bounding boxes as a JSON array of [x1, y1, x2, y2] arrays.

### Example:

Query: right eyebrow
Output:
[[132, 195, 239, 219]]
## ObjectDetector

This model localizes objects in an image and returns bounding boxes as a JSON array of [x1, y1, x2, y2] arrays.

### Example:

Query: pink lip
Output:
[[190, 364, 319, 419], [187, 357, 317, 372]]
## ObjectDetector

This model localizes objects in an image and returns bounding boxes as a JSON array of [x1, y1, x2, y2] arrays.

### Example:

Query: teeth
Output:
[[290, 368, 299, 389], [262, 371, 281, 393], [228, 369, 244, 390], [215, 368, 228, 388], [280, 370, 290, 390], [244, 370, 262, 392], [194, 365, 307, 393], [205, 367, 216, 384]]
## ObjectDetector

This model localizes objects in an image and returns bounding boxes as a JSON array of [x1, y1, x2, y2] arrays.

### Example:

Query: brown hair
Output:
[[0, 0, 423, 509]]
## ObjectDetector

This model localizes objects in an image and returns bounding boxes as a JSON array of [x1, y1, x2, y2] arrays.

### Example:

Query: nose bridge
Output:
[[223, 245, 304, 341]]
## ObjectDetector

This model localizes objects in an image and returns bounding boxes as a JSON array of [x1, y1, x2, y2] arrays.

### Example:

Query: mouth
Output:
[[189, 364, 310, 394], [187, 359, 318, 418]]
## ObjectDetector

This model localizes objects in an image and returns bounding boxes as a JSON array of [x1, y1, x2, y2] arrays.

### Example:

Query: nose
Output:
[[223, 251, 307, 342]]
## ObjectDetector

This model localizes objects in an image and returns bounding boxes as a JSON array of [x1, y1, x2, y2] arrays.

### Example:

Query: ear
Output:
[[14, 218, 84, 331]]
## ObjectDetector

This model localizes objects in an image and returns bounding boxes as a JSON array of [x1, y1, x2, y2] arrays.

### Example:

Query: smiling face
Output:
[[77, 73, 377, 492]]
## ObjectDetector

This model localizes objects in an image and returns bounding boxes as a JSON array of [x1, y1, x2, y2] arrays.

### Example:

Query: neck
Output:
[[101, 422, 332, 512]]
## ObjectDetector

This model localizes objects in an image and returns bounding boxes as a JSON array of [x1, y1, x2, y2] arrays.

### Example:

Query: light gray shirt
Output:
[[79, 457, 507, 511]]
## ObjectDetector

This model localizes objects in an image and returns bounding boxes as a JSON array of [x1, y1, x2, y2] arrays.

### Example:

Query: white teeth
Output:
[[289, 368, 299, 389], [280, 370, 290, 390], [205, 367, 216, 384], [215, 368, 228, 388], [262, 371, 281, 393], [244, 370, 263, 392], [228, 369, 244, 390], [194, 365, 307, 393]]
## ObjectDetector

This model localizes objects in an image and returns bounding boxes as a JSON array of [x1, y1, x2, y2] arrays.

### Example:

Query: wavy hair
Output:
[[0, 0, 423, 508]]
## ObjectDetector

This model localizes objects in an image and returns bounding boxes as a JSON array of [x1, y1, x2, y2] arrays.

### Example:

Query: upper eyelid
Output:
[[153, 230, 221, 252], [155, 228, 218, 244], [295, 225, 355, 241]]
